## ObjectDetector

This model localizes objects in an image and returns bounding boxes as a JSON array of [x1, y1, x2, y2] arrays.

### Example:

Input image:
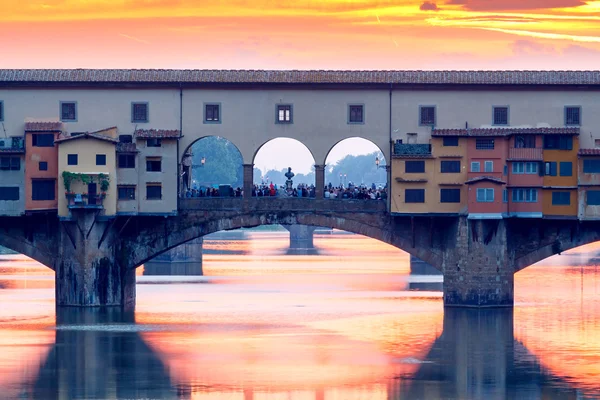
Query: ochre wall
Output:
[[25, 131, 59, 211]]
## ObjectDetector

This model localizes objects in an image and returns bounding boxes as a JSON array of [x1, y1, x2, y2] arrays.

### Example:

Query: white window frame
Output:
[[471, 161, 481, 173], [484, 161, 493, 173], [476, 188, 494, 203]]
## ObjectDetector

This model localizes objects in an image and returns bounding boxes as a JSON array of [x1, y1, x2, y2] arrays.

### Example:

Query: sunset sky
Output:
[[2, 0, 600, 70]]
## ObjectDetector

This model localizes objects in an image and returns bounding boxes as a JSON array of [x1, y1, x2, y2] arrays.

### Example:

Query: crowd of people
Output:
[[184, 182, 387, 200]]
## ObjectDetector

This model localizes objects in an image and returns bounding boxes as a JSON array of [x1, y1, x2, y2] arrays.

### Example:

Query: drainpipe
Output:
[[177, 84, 183, 210], [388, 83, 393, 212]]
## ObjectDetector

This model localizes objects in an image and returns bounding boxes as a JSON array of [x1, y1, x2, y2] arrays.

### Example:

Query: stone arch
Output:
[[323, 137, 388, 188], [128, 208, 443, 271], [180, 135, 244, 192], [0, 228, 56, 270], [252, 137, 317, 187]]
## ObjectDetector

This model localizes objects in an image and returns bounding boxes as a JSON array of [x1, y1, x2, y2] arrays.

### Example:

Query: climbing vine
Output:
[[62, 171, 110, 193]]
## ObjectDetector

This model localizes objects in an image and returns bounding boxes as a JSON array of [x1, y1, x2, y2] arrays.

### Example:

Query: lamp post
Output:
[[344, 174, 347, 187], [339, 173, 342, 187]]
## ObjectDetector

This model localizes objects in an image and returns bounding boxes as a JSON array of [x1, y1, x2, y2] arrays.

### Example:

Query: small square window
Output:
[[96, 154, 106, 166], [419, 106, 436, 126], [440, 188, 460, 203], [32, 134, 55, 147], [471, 162, 481, 172], [146, 185, 162, 200], [443, 137, 458, 146], [441, 160, 461, 173], [476, 138, 495, 150], [348, 105, 364, 124], [146, 158, 162, 172], [0, 101, 4, 121], [559, 161, 572, 176], [277, 105, 293, 123], [552, 191, 570, 206], [67, 154, 78, 165], [476, 188, 495, 203], [118, 186, 136, 200], [39, 161, 48, 171], [493, 106, 509, 125], [132, 102, 149, 123], [118, 154, 136, 169], [405, 189, 425, 203], [147, 138, 161, 147], [565, 106, 581, 126], [205, 104, 221, 123], [405, 160, 425, 173], [60, 102, 77, 122]]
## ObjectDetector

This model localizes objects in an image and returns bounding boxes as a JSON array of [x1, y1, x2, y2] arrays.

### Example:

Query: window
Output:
[[441, 160, 460, 173], [476, 138, 495, 150], [512, 188, 538, 203], [146, 184, 162, 200], [493, 106, 509, 125], [32, 133, 54, 147], [118, 186, 136, 200], [545, 161, 557, 176], [552, 191, 570, 205], [205, 104, 221, 123], [443, 137, 458, 147], [476, 188, 494, 202], [405, 189, 425, 203], [514, 135, 536, 148], [544, 135, 573, 150], [0, 156, 20, 171], [147, 138, 161, 147], [503, 165, 508, 176], [60, 101, 77, 122], [0, 187, 18, 201], [276, 105, 292, 124], [596, 139, 600, 148], [471, 162, 480, 173], [119, 135, 133, 143], [31, 179, 55, 201], [118, 154, 136, 169], [565, 106, 581, 126], [484, 161, 493, 173], [419, 106, 435, 126], [525, 162, 538, 174], [132, 102, 149, 123], [440, 188, 460, 203], [348, 105, 364, 124], [96, 154, 106, 166], [405, 160, 425, 173], [513, 162, 538, 174], [39, 161, 48, 171], [67, 154, 78, 166], [559, 161, 572, 177], [583, 159, 600, 173], [503, 189, 508, 203], [0, 101, 3, 121], [587, 191, 600, 206], [146, 158, 162, 172]]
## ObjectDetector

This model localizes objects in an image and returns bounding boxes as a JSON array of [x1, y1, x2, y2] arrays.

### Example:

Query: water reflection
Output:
[[1, 235, 600, 399]]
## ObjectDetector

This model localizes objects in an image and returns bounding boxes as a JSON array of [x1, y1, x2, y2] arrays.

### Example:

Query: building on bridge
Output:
[[0, 135, 25, 216]]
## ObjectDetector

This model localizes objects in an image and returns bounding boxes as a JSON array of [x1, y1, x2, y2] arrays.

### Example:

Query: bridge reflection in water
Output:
[[3, 309, 585, 399]]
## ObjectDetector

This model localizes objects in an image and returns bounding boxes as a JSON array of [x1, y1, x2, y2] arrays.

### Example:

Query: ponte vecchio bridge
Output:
[[0, 69, 599, 308]]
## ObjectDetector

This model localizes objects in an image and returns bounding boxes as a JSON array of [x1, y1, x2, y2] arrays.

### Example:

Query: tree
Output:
[[190, 137, 243, 188], [326, 152, 386, 187]]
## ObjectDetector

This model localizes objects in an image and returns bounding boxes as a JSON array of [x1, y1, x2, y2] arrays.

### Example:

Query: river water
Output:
[[1, 232, 600, 400]]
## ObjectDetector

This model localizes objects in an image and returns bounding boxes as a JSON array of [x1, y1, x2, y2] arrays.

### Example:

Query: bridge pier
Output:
[[55, 212, 135, 307], [314, 164, 325, 198], [243, 163, 254, 197], [442, 218, 514, 308], [143, 238, 203, 275], [282, 225, 316, 252], [410, 255, 441, 275]]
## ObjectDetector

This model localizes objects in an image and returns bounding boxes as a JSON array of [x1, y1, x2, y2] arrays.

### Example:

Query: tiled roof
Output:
[[135, 129, 181, 139], [24, 121, 63, 132], [432, 127, 580, 137], [395, 178, 428, 183], [116, 142, 137, 152], [1, 70, 599, 86], [579, 149, 600, 156], [55, 132, 118, 144], [393, 143, 432, 156], [465, 176, 506, 185], [438, 182, 463, 186]]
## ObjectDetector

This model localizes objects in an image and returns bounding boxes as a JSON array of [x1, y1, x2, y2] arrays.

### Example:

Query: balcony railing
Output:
[[0, 137, 25, 153], [508, 147, 543, 161], [393, 143, 432, 157], [66, 193, 106, 209]]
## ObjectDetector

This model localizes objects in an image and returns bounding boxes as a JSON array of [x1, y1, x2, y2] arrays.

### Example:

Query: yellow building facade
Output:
[[56, 128, 118, 218]]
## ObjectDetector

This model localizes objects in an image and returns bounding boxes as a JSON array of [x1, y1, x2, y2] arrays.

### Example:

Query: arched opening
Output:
[[324, 137, 388, 199], [252, 138, 316, 197], [181, 136, 243, 197]]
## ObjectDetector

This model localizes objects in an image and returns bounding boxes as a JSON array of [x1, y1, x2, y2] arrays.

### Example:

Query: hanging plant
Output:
[[99, 173, 110, 192], [62, 171, 76, 192]]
